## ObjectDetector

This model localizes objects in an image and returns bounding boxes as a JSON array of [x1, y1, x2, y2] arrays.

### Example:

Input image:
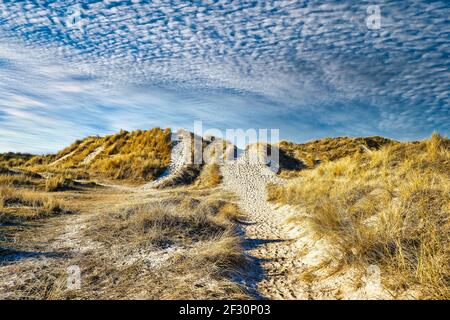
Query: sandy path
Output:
[[221, 152, 307, 299], [141, 134, 191, 190], [221, 151, 393, 300]]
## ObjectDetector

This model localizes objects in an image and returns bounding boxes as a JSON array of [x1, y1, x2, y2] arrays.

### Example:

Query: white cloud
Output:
[[0, 0, 448, 153]]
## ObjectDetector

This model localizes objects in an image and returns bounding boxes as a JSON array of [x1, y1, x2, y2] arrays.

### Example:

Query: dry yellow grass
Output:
[[0, 186, 68, 223], [45, 176, 76, 192], [80, 198, 247, 299], [24, 128, 172, 182], [0, 153, 35, 168], [277, 136, 395, 174], [269, 133, 450, 299], [89, 199, 240, 249], [0, 166, 80, 193], [0, 173, 34, 188], [5, 194, 248, 300], [53, 137, 90, 160], [195, 163, 222, 189], [89, 128, 172, 181]]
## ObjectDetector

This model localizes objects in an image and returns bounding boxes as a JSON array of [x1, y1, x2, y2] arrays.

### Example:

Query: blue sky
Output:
[[0, 0, 449, 154]]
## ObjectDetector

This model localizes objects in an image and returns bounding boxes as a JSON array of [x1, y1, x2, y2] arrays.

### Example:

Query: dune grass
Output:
[[195, 163, 222, 189], [0, 153, 35, 168], [268, 133, 450, 299], [84, 128, 172, 181], [0, 164, 69, 223], [81, 198, 247, 299], [7, 195, 249, 300], [0, 186, 68, 223], [45, 176, 77, 192], [90, 199, 240, 248], [0, 173, 34, 188], [277, 136, 394, 173], [24, 128, 172, 182]]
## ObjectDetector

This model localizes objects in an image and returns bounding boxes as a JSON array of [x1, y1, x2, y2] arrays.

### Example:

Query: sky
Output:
[[0, 0, 449, 154]]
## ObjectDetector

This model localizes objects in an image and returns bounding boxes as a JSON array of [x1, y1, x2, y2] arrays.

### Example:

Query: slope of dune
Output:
[[277, 136, 396, 175], [269, 133, 450, 299], [22, 128, 172, 182]]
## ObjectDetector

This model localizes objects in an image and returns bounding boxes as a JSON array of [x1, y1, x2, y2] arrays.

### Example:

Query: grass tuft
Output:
[[45, 176, 76, 192], [195, 163, 222, 189], [0, 186, 68, 223]]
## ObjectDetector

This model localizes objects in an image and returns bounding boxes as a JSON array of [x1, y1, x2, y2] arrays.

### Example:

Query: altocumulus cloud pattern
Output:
[[0, 0, 449, 153]]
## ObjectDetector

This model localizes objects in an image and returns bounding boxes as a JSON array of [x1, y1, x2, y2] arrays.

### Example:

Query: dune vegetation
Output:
[[269, 133, 450, 299], [1, 128, 448, 300], [0, 153, 35, 168], [277, 136, 395, 175], [195, 163, 222, 189], [0, 186, 69, 224], [19, 128, 172, 182], [91, 128, 171, 181], [0, 171, 34, 188], [0, 166, 74, 263], [86, 197, 247, 300], [2, 191, 248, 300], [0, 131, 248, 299], [44, 176, 77, 192]]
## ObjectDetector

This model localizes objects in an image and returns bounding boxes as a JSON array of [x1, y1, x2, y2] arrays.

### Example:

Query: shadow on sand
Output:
[[0, 248, 69, 265]]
